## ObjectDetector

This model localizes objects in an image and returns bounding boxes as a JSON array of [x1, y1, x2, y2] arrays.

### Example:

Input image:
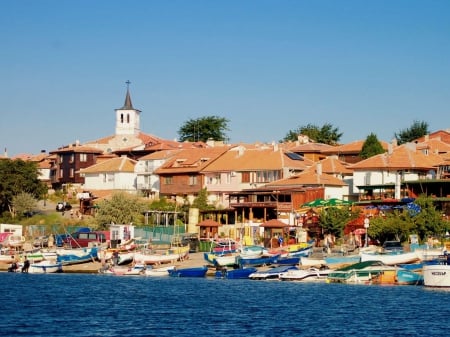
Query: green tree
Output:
[[360, 133, 385, 159], [411, 195, 444, 240], [395, 120, 429, 145], [367, 211, 414, 244], [178, 116, 230, 142], [94, 192, 147, 229], [192, 188, 215, 211], [282, 123, 342, 145], [0, 159, 47, 214], [12, 192, 38, 218], [320, 207, 357, 238]]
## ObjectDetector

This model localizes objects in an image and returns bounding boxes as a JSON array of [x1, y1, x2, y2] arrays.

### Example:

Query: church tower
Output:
[[115, 81, 141, 136]]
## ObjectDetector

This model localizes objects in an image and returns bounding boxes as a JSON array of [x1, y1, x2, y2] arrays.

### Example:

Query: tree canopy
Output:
[[360, 133, 385, 159], [282, 123, 343, 145], [395, 120, 429, 145], [178, 116, 230, 143], [0, 159, 47, 215]]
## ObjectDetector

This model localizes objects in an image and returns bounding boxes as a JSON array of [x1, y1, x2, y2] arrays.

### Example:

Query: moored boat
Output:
[[279, 266, 331, 282], [215, 267, 258, 279], [249, 265, 297, 280], [359, 251, 419, 265], [168, 266, 208, 278], [423, 255, 450, 287]]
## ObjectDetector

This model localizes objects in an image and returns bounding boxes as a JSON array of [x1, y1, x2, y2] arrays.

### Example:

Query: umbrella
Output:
[[324, 198, 353, 207], [302, 198, 328, 207]]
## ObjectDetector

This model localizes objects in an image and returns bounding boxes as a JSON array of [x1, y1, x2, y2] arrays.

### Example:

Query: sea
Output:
[[1, 272, 448, 337]]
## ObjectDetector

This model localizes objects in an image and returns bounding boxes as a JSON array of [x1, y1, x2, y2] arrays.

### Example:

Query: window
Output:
[[189, 175, 197, 185], [120, 113, 124, 123], [164, 176, 173, 185], [127, 114, 130, 123], [80, 153, 87, 162], [70, 168, 74, 177], [103, 173, 107, 183], [69, 154, 74, 163], [60, 169, 64, 178], [242, 172, 250, 183]]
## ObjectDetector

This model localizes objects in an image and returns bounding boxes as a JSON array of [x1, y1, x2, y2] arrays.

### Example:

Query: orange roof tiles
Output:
[[79, 156, 137, 173]]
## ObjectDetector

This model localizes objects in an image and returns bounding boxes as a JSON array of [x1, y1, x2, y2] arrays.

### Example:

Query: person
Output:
[[8, 261, 18, 272], [22, 258, 30, 273], [112, 250, 119, 266]]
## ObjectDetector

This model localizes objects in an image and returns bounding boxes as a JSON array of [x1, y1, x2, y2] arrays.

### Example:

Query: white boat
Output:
[[203, 252, 239, 267], [423, 257, 450, 287], [56, 247, 98, 265], [359, 251, 419, 265], [300, 256, 327, 267], [144, 265, 175, 277], [134, 245, 189, 265], [279, 267, 331, 282], [26, 260, 63, 274], [238, 245, 264, 258], [107, 264, 146, 276]]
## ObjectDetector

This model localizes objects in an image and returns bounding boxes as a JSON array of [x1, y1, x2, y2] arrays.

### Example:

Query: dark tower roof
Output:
[[121, 88, 134, 110]]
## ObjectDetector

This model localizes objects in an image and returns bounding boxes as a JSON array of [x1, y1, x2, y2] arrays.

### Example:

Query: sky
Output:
[[1, 0, 450, 156]]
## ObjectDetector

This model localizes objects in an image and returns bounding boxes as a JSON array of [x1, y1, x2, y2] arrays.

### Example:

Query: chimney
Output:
[[316, 163, 322, 176]]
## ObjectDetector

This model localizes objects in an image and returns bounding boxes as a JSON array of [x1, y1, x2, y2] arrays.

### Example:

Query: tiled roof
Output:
[[290, 142, 335, 153], [50, 145, 103, 154], [139, 149, 183, 160], [79, 156, 137, 173], [155, 147, 231, 174], [414, 130, 450, 144], [415, 138, 450, 154], [321, 140, 389, 154], [265, 167, 347, 187], [313, 156, 353, 175], [202, 146, 313, 172], [349, 143, 443, 170]]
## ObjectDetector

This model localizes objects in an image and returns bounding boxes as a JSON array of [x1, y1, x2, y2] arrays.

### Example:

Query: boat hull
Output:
[[423, 264, 450, 287]]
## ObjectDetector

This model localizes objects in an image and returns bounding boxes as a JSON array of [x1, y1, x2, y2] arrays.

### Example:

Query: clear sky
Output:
[[2, 0, 449, 156]]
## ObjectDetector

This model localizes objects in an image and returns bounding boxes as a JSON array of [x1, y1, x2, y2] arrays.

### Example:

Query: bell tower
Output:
[[115, 81, 141, 136]]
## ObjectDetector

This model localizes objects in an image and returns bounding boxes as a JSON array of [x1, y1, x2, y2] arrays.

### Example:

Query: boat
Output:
[[248, 265, 297, 280], [27, 260, 63, 274], [327, 260, 422, 285], [279, 266, 331, 282], [56, 247, 98, 265], [203, 252, 239, 267], [107, 264, 146, 276], [423, 255, 450, 287], [211, 238, 238, 254], [275, 256, 301, 265], [238, 245, 264, 258], [144, 265, 175, 277], [215, 267, 258, 279], [237, 254, 281, 267], [359, 251, 419, 265], [325, 254, 361, 267], [134, 244, 189, 265], [168, 266, 208, 278], [300, 256, 327, 267]]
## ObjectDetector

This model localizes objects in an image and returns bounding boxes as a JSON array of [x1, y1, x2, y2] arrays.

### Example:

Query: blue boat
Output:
[[275, 256, 300, 265], [237, 254, 281, 267], [168, 266, 208, 278], [215, 267, 257, 279], [56, 247, 98, 265]]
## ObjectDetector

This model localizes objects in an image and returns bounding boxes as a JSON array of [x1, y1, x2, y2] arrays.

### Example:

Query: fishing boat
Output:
[[56, 247, 98, 265], [203, 252, 239, 267], [215, 267, 258, 279], [26, 260, 63, 274], [134, 244, 189, 265], [168, 266, 208, 278], [107, 264, 146, 276], [279, 266, 331, 282], [359, 251, 419, 265], [237, 254, 281, 267], [144, 265, 175, 277], [238, 245, 264, 258]]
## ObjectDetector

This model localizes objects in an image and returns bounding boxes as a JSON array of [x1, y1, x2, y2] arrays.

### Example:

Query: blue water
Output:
[[1, 273, 449, 337]]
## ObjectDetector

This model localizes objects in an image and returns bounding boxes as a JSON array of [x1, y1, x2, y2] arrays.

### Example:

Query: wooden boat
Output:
[[144, 265, 175, 277], [56, 247, 98, 265], [275, 256, 301, 265], [215, 267, 258, 279], [300, 256, 327, 267], [168, 266, 208, 278], [25, 260, 63, 274], [279, 266, 331, 282], [423, 255, 450, 287], [134, 245, 189, 265], [107, 264, 146, 276], [248, 265, 297, 280], [203, 252, 239, 267], [238, 245, 264, 258], [359, 251, 419, 265], [325, 254, 360, 267], [327, 260, 422, 285], [237, 254, 281, 267]]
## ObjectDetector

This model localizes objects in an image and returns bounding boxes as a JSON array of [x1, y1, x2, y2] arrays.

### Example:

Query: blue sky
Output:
[[2, 0, 449, 156]]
